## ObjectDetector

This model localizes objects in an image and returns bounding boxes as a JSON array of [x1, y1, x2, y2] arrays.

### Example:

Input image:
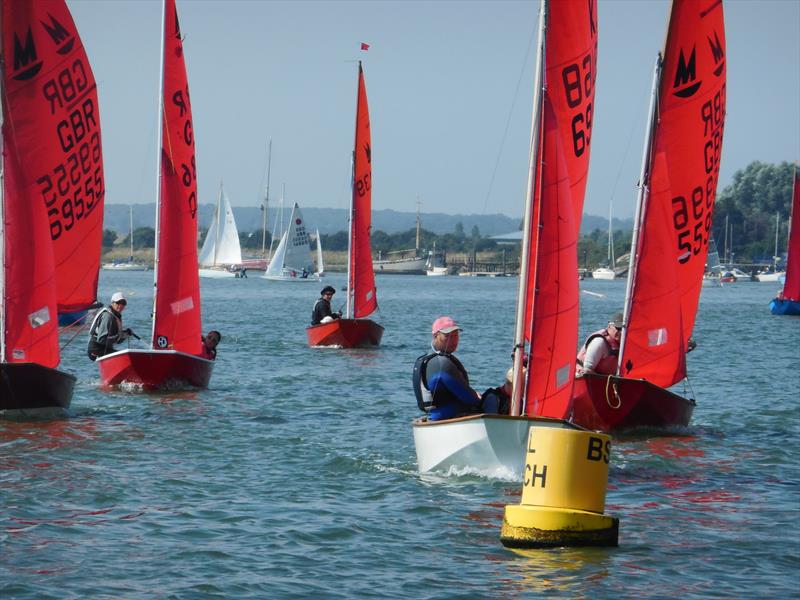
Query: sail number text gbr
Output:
[[35, 58, 104, 241], [672, 84, 725, 264]]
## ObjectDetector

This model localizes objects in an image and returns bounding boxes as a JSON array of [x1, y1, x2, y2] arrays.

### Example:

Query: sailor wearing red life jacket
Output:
[[576, 312, 623, 376]]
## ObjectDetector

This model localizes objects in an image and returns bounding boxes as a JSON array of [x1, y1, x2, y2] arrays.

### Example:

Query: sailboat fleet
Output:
[[0, 0, 791, 499]]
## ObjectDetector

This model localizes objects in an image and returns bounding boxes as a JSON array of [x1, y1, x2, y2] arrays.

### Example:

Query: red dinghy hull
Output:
[[0, 363, 75, 412], [570, 373, 695, 432], [97, 349, 214, 390], [306, 319, 384, 348]]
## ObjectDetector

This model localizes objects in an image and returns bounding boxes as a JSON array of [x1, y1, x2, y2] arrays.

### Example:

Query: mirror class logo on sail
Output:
[[670, 22, 725, 266], [13, 12, 104, 243]]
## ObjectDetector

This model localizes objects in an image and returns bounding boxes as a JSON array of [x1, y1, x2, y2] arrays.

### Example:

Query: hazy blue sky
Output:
[[69, 0, 799, 220]]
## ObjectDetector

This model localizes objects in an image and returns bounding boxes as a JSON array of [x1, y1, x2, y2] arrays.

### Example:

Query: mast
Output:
[[617, 53, 662, 372], [0, 14, 6, 362], [607, 199, 615, 270], [774, 211, 780, 270], [129, 205, 134, 261], [213, 181, 223, 266], [510, 0, 547, 417], [415, 198, 422, 254], [151, 0, 167, 346], [346, 148, 355, 318], [261, 138, 272, 257], [723, 214, 729, 264]]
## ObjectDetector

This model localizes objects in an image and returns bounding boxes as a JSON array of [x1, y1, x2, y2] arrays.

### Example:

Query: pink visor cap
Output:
[[432, 316, 462, 335]]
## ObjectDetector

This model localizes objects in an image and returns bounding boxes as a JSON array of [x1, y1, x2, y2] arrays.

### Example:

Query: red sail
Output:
[[152, 0, 202, 355], [521, 0, 597, 418], [782, 167, 800, 301], [1, 1, 71, 366], [620, 0, 726, 387], [547, 0, 597, 228], [26, 1, 104, 314], [350, 62, 378, 318]]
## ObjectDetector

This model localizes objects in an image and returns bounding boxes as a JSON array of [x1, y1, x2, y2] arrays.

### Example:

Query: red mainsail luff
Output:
[[620, 0, 726, 387], [351, 62, 377, 319], [520, 0, 596, 418], [782, 167, 800, 301], [153, 0, 202, 355], [522, 96, 580, 418], [1, 1, 69, 367]]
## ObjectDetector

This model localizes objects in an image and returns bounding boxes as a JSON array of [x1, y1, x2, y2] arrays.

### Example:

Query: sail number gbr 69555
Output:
[[671, 86, 725, 264], [35, 58, 104, 242]]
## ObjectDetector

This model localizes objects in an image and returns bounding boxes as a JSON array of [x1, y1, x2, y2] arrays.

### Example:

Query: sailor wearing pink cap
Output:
[[412, 316, 481, 421]]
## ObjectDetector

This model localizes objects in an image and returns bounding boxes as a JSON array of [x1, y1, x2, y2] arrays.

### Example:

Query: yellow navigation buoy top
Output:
[[501, 425, 619, 548]]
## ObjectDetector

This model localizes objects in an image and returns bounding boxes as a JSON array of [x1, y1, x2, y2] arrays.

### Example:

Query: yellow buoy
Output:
[[500, 425, 619, 548]]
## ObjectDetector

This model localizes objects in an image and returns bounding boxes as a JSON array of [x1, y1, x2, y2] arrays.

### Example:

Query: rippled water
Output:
[[2, 272, 798, 598]]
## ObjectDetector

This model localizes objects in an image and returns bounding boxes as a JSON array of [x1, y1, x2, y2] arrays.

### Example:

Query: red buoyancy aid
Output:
[[576, 328, 620, 375]]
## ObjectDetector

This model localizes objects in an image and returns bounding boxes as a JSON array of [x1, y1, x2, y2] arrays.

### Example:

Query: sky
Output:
[[68, 0, 800, 220]]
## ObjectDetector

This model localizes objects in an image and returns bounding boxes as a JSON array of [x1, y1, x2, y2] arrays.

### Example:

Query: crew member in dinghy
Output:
[[87, 292, 136, 360], [311, 286, 341, 325], [201, 330, 222, 360], [576, 312, 623, 376], [481, 366, 526, 415], [412, 316, 482, 421]]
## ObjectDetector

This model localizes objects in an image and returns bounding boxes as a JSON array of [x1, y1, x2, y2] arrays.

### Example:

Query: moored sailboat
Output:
[[372, 205, 427, 274], [572, 0, 727, 431], [412, 0, 596, 474], [770, 165, 800, 315], [0, 0, 104, 410], [97, 0, 213, 390], [198, 182, 243, 278], [307, 62, 383, 348], [592, 203, 617, 280], [757, 212, 785, 282]]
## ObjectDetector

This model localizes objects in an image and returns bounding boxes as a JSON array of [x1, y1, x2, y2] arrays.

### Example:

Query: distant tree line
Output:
[[713, 161, 795, 263], [101, 161, 795, 266]]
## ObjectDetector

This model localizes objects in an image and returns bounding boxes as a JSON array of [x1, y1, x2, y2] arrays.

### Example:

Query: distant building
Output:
[[490, 231, 523, 244]]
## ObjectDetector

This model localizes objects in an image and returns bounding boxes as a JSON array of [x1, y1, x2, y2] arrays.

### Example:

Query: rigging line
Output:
[[480, 18, 537, 216], [606, 87, 648, 219]]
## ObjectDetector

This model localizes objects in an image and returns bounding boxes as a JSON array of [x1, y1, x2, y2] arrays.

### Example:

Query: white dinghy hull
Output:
[[412, 414, 579, 476]]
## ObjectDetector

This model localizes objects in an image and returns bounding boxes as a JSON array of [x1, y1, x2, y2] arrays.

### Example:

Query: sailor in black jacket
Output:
[[311, 285, 341, 325]]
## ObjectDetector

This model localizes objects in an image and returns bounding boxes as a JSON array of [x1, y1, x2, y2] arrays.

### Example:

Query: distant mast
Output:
[[261, 138, 272, 257], [415, 198, 422, 254]]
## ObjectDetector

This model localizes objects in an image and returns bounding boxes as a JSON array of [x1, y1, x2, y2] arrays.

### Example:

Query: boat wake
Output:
[[421, 464, 521, 483]]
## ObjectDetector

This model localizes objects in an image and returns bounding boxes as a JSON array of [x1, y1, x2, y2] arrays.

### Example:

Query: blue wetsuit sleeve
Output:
[[427, 365, 480, 407]]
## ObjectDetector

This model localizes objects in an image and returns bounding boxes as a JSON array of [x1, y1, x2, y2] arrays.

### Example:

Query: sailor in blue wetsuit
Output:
[[412, 316, 482, 421]]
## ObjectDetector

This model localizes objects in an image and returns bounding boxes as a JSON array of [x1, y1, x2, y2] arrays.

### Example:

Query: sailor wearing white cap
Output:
[[87, 292, 135, 360]]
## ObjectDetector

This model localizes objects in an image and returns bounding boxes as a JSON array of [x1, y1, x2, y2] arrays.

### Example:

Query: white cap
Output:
[[110, 292, 126, 303]]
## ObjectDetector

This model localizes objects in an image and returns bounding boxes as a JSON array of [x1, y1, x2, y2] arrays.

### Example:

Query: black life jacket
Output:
[[412, 351, 469, 413]]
